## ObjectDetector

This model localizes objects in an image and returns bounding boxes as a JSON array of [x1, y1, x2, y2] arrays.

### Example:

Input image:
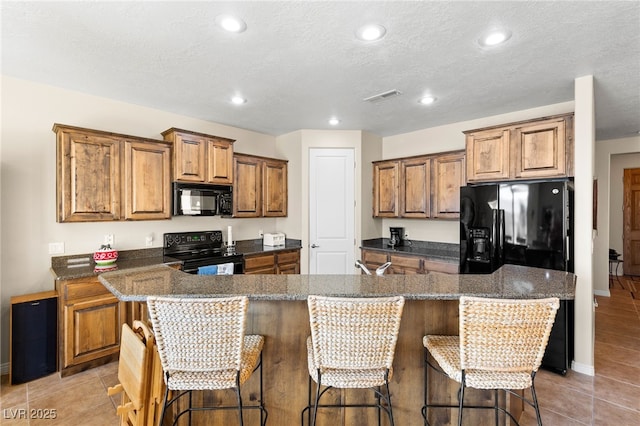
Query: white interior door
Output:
[[309, 148, 355, 274]]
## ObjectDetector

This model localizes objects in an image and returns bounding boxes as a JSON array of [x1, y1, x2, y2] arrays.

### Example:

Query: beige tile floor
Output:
[[1, 275, 638, 425]]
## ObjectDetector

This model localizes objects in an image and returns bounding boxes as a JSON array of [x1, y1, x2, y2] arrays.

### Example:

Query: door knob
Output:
[[311, 244, 320, 248]]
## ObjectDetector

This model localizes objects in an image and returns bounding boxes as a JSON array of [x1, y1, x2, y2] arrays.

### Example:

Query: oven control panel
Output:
[[164, 230, 223, 249]]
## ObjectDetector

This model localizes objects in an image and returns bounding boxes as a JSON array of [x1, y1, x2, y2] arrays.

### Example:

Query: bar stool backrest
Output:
[[459, 296, 560, 373], [147, 296, 248, 373], [307, 295, 405, 371]]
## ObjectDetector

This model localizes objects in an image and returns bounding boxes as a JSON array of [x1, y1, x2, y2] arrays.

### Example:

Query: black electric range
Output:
[[163, 230, 244, 274]]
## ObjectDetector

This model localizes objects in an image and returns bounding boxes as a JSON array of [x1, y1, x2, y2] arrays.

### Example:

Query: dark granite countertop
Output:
[[361, 238, 459, 263], [235, 238, 302, 256], [99, 263, 575, 302], [51, 240, 303, 281], [50, 248, 180, 281]]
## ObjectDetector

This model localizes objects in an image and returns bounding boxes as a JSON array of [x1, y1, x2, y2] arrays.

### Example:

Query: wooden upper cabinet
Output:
[[233, 154, 262, 217], [432, 152, 466, 219], [400, 157, 430, 218], [373, 150, 465, 220], [54, 124, 171, 222], [263, 158, 288, 217], [207, 138, 234, 184], [465, 113, 574, 183], [465, 128, 510, 182], [162, 128, 234, 184], [55, 127, 121, 222], [123, 139, 171, 220], [514, 117, 568, 179], [373, 160, 399, 217], [233, 153, 288, 218]]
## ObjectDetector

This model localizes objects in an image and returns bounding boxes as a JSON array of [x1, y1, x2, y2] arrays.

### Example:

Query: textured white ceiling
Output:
[[2, 1, 639, 140]]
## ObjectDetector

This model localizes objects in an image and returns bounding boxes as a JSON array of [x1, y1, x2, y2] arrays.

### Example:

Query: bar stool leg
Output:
[[457, 371, 466, 426]]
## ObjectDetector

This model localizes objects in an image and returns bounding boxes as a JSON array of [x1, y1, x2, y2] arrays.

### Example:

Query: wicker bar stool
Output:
[[301, 295, 405, 426], [422, 296, 559, 426], [147, 296, 267, 426]]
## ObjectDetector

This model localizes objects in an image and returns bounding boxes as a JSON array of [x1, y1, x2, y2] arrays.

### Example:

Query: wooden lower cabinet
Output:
[[361, 249, 456, 275], [57, 277, 125, 376], [244, 249, 301, 274]]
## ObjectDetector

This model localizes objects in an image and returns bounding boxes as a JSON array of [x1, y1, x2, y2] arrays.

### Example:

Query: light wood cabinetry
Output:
[[465, 113, 574, 183], [161, 128, 235, 184], [244, 249, 300, 274], [372, 150, 465, 219], [400, 157, 430, 218], [54, 124, 171, 222], [432, 151, 466, 219], [56, 276, 125, 376], [233, 153, 288, 218], [373, 161, 399, 217], [361, 249, 457, 275]]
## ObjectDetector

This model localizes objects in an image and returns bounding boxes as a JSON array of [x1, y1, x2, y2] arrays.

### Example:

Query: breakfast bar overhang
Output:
[[99, 264, 576, 426]]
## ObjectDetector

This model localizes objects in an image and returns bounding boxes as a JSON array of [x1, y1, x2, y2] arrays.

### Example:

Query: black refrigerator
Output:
[[459, 179, 574, 375]]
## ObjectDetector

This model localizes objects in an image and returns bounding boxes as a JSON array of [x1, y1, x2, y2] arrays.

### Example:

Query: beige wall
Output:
[[0, 76, 281, 366]]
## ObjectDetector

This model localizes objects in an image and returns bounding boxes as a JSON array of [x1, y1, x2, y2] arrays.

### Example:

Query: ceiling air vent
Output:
[[363, 89, 402, 103]]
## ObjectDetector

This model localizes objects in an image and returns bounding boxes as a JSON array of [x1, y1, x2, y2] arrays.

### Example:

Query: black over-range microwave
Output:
[[172, 182, 233, 216]]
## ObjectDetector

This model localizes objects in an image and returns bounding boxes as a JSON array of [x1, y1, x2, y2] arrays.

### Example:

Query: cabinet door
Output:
[[432, 152, 465, 219], [263, 159, 288, 217], [244, 253, 276, 274], [276, 250, 300, 274], [123, 139, 171, 220], [233, 154, 262, 217], [63, 295, 124, 368], [466, 128, 510, 182], [400, 157, 430, 218], [514, 118, 566, 179], [373, 161, 399, 217], [206, 138, 234, 184], [56, 130, 121, 222], [173, 132, 206, 182]]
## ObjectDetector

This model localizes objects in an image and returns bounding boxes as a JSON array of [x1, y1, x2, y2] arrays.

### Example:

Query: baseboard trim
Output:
[[593, 289, 610, 297], [1, 362, 9, 375], [571, 360, 595, 376]]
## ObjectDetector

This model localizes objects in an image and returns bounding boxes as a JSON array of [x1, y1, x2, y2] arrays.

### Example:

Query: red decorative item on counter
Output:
[[94, 245, 118, 265]]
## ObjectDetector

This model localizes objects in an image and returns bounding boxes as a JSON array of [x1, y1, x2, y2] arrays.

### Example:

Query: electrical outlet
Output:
[[49, 242, 65, 254], [145, 235, 153, 247], [104, 234, 114, 246], [259, 229, 264, 237]]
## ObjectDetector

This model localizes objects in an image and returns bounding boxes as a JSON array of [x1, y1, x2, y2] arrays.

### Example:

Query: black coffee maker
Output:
[[388, 227, 405, 247]]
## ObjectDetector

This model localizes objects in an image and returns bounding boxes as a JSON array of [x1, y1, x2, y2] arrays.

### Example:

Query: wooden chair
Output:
[[422, 296, 560, 426], [108, 320, 165, 426]]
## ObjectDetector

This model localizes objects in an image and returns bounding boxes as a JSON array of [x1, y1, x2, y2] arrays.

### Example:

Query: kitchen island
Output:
[[99, 265, 575, 426]]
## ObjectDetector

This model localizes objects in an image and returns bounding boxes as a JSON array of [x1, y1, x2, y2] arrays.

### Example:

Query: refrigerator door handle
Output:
[[566, 236, 570, 262]]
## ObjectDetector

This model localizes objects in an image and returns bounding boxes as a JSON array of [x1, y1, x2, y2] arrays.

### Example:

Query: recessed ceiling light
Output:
[[419, 96, 437, 105], [356, 24, 386, 41], [231, 96, 246, 105], [216, 15, 247, 33], [478, 28, 512, 47], [328, 117, 340, 126]]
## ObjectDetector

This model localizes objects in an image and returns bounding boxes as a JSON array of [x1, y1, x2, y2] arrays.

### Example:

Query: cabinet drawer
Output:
[[277, 250, 299, 265], [60, 278, 110, 302], [424, 260, 458, 274], [389, 254, 422, 270], [244, 254, 276, 270], [362, 250, 388, 265]]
